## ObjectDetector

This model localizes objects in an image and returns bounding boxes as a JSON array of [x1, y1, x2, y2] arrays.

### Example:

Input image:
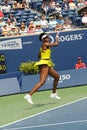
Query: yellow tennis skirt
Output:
[[34, 59, 55, 67]]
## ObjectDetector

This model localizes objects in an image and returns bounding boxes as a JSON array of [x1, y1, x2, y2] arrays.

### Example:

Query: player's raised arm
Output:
[[44, 33, 59, 47]]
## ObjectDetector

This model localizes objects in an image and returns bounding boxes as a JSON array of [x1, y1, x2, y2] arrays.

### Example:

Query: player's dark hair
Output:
[[39, 32, 47, 41]]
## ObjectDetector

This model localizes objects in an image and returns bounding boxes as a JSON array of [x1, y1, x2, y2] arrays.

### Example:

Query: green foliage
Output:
[[19, 60, 39, 75], [19, 59, 55, 75]]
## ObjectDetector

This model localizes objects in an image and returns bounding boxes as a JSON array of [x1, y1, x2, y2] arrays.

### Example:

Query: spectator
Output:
[[77, 0, 85, 9], [1, 23, 11, 36], [6, 19, 13, 28], [61, 0, 69, 10], [8, 14, 16, 25], [27, 21, 35, 33], [82, 11, 87, 26], [55, 3, 62, 15], [48, 0, 55, 9], [75, 57, 86, 69], [20, 22, 27, 30], [0, 11, 4, 18], [35, 25, 43, 33], [13, 1, 21, 10], [85, 0, 87, 5], [20, 1, 27, 9], [27, 26, 35, 33], [13, 1, 24, 16], [19, 24, 27, 35], [68, 0, 77, 10], [0, 10, 4, 19], [28, 21, 35, 29], [10, 25, 19, 36], [63, 19, 72, 30], [40, 14, 49, 31], [42, 0, 49, 15], [2, 1, 11, 12], [48, 16, 57, 31], [57, 15, 64, 25], [0, 3, 4, 18], [0, 17, 5, 29], [34, 16, 41, 27], [55, 23, 63, 31]]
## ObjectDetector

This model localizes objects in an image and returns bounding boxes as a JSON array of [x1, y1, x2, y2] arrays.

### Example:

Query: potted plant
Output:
[[19, 59, 55, 75], [19, 60, 39, 75]]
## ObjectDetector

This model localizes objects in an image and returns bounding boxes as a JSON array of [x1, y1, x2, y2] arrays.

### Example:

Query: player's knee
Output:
[[55, 74, 60, 81]]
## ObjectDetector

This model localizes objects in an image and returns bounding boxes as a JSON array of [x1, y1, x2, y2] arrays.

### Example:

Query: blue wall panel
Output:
[[0, 29, 87, 73], [21, 68, 87, 93]]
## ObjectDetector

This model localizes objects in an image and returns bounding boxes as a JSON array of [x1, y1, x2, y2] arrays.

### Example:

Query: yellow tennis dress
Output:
[[34, 47, 54, 67]]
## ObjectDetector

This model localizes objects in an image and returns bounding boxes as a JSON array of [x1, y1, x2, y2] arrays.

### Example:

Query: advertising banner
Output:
[[0, 68, 87, 96], [0, 53, 7, 74], [21, 68, 87, 92], [0, 38, 22, 50]]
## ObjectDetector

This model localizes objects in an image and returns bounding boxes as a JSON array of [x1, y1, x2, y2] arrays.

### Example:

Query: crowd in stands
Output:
[[0, 0, 87, 37]]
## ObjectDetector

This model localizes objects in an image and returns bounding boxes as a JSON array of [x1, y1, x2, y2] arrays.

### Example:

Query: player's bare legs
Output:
[[29, 65, 49, 96], [24, 65, 49, 104], [49, 67, 61, 99]]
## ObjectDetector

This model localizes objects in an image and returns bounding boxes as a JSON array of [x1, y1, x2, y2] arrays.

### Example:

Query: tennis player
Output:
[[24, 32, 61, 104]]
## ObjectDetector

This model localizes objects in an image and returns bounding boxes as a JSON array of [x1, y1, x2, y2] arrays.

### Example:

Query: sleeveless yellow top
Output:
[[40, 47, 51, 60], [34, 48, 54, 67]]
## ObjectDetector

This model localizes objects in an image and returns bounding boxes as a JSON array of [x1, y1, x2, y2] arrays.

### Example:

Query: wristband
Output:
[[56, 36, 59, 40]]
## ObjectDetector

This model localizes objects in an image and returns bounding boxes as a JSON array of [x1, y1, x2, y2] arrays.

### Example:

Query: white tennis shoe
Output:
[[50, 93, 61, 99], [24, 94, 34, 104]]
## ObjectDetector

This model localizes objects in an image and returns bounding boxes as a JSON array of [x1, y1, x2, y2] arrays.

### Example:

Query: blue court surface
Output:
[[0, 97, 87, 130]]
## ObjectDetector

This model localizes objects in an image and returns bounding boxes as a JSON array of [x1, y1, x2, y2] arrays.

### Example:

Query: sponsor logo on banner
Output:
[[0, 53, 7, 73], [59, 74, 71, 83], [59, 34, 83, 42], [48, 33, 83, 43], [46, 73, 71, 84], [0, 38, 22, 50], [23, 41, 33, 44]]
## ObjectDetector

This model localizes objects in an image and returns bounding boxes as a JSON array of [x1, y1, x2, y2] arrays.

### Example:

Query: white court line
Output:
[[0, 97, 87, 128], [3, 119, 87, 130]]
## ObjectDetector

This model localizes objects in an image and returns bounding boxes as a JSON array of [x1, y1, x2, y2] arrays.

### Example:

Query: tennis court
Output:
[[0, 97, 87, 130], [0, 86, 87, 130]]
